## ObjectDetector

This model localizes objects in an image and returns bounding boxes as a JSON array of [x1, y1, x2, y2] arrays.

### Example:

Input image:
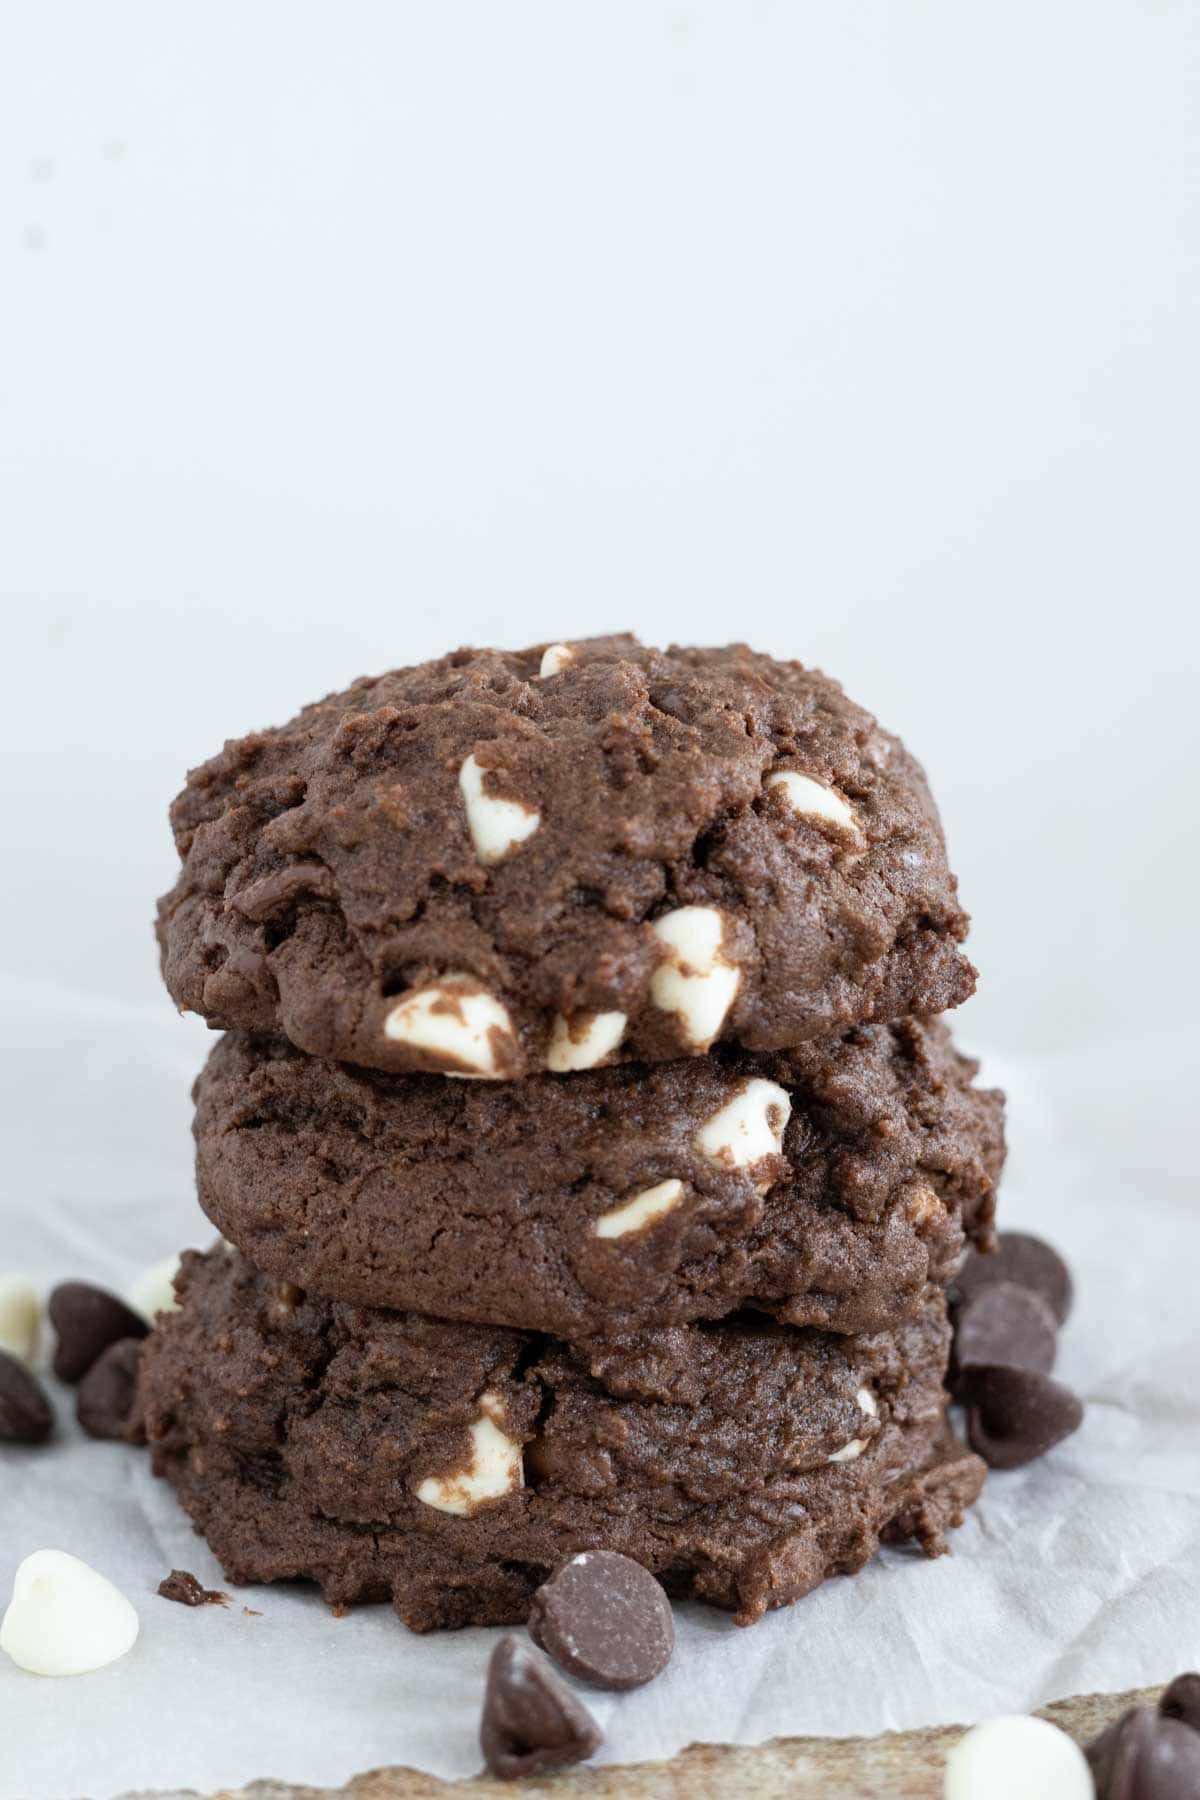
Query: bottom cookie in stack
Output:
[[133, 1248, 984, 1631]]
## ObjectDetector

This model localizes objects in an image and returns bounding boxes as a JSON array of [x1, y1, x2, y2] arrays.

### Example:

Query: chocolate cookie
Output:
[[133, 1249, 985, 1631], [157, 638, 974, 1077], [195, 1017, 1003, 1338]]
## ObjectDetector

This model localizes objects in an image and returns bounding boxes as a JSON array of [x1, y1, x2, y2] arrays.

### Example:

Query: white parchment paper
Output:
[[3, 970, 1198, 1800]]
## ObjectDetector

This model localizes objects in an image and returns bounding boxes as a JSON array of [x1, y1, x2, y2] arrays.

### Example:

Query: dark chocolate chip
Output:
[[1134, 1717, 1200, 1797], [962, 1364, 1083, 1470], [1089, 1708, 1132, 1792], [1087, 1702, 1200, 1799], [479, 1633, 602, 1781], [1088, 1706, 1151, 1793], [528, 1550, 675, 1690], [1159, 1673, 1200, 1734], [77, 1337, 143, 1440], [158, 1569, 229, 1607], [0, 1349, 53, 1444], [48, 1282, 149, 1384], [952, 1231, 1073, 1325], [953, 1282, 1058, 1387]]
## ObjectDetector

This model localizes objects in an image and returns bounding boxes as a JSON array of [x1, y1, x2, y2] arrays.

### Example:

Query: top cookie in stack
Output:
[[157, 634, 975, 1078]]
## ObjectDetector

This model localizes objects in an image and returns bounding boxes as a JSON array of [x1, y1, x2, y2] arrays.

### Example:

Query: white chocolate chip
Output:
[[538, 643, 575, 678], [904, 1185, 942, 1229], [414, 1392, 523, 1517], [0, 1551, 139, 1677], [765, 770, 861, 838], [827, 1387, 880, 1463], [459, 754, 541, 865], [695, 1079, 791, 1192], [592, 1179, 686, 1241], [0, 1277, 40, 1363], [384, 977, 518, 1079], [649, 907, 740, 1050], [943, 1715, 1093, 1800], [128, 1254, 182, 1324], [545, 1009, 627, 1073], [270, 1280, 306, 1317]]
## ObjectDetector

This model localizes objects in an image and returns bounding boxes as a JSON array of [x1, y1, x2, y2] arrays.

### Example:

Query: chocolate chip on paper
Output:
[[953, 1281, 1058, 1385], [0, 1276, 40, 1363], [944, 1713, 1093, 1798], [479, 1633, 602, 1781], [961, 1364, 1083, 1470], [952, 1231, 1073, 1325], [77, 1338, 143, 1440], [0, 1349, 53, 1444], [1086, 1672, 1200, 1798], [48, 1281, 149, 1384], [0, 1550, 139, 1676], [1160, 1672, 1200, 1734], [528, 1549, 675, 1691], [1087, 1702, 1200, 1798]]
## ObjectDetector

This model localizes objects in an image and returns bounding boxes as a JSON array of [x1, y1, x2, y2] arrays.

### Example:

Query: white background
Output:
[[2, 5, 1199, 1797]]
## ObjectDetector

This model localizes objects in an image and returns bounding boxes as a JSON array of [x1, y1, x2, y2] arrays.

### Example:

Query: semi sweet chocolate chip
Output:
[[954, 1282, 1058, 1385], [49, 1282, 149, 1384], [952, 1232, 1073, 1325], [528, 1549, 675, 1690], [962, 1364, 1084, 1470], [158, 1569, 228, 1607], [1160, 1672, 1200, 1733], [1088, 1705, 1147, 1793], [479, 1633, 602, 1781], [1127, 1716, 1200, 1797], [77, 1338, 143, 1440], [0, 1349, 53, 1444], [1087, 1702, 1200, 1799]]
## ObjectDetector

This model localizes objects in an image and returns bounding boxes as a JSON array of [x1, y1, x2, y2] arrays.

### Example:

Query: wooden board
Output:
[[126, 1684, 1152, 1800]]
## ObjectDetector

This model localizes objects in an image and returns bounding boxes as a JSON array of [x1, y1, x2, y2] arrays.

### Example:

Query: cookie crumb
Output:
[[158, 1569, 228, 1608]]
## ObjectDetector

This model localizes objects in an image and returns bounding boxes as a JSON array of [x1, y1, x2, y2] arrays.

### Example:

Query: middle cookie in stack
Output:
[[138, 637, 1004, 1629], [193, 1019, 1002, 1340]]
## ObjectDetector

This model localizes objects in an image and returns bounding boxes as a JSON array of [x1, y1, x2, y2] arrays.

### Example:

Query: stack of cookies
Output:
[[136, 636, 1005, 1630]]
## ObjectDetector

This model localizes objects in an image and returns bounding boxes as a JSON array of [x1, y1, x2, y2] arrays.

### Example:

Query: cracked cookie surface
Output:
[[195, 1017, 1004, 1338], [133, 1248, 985, 1631], [158, 637, 974, 1075]]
